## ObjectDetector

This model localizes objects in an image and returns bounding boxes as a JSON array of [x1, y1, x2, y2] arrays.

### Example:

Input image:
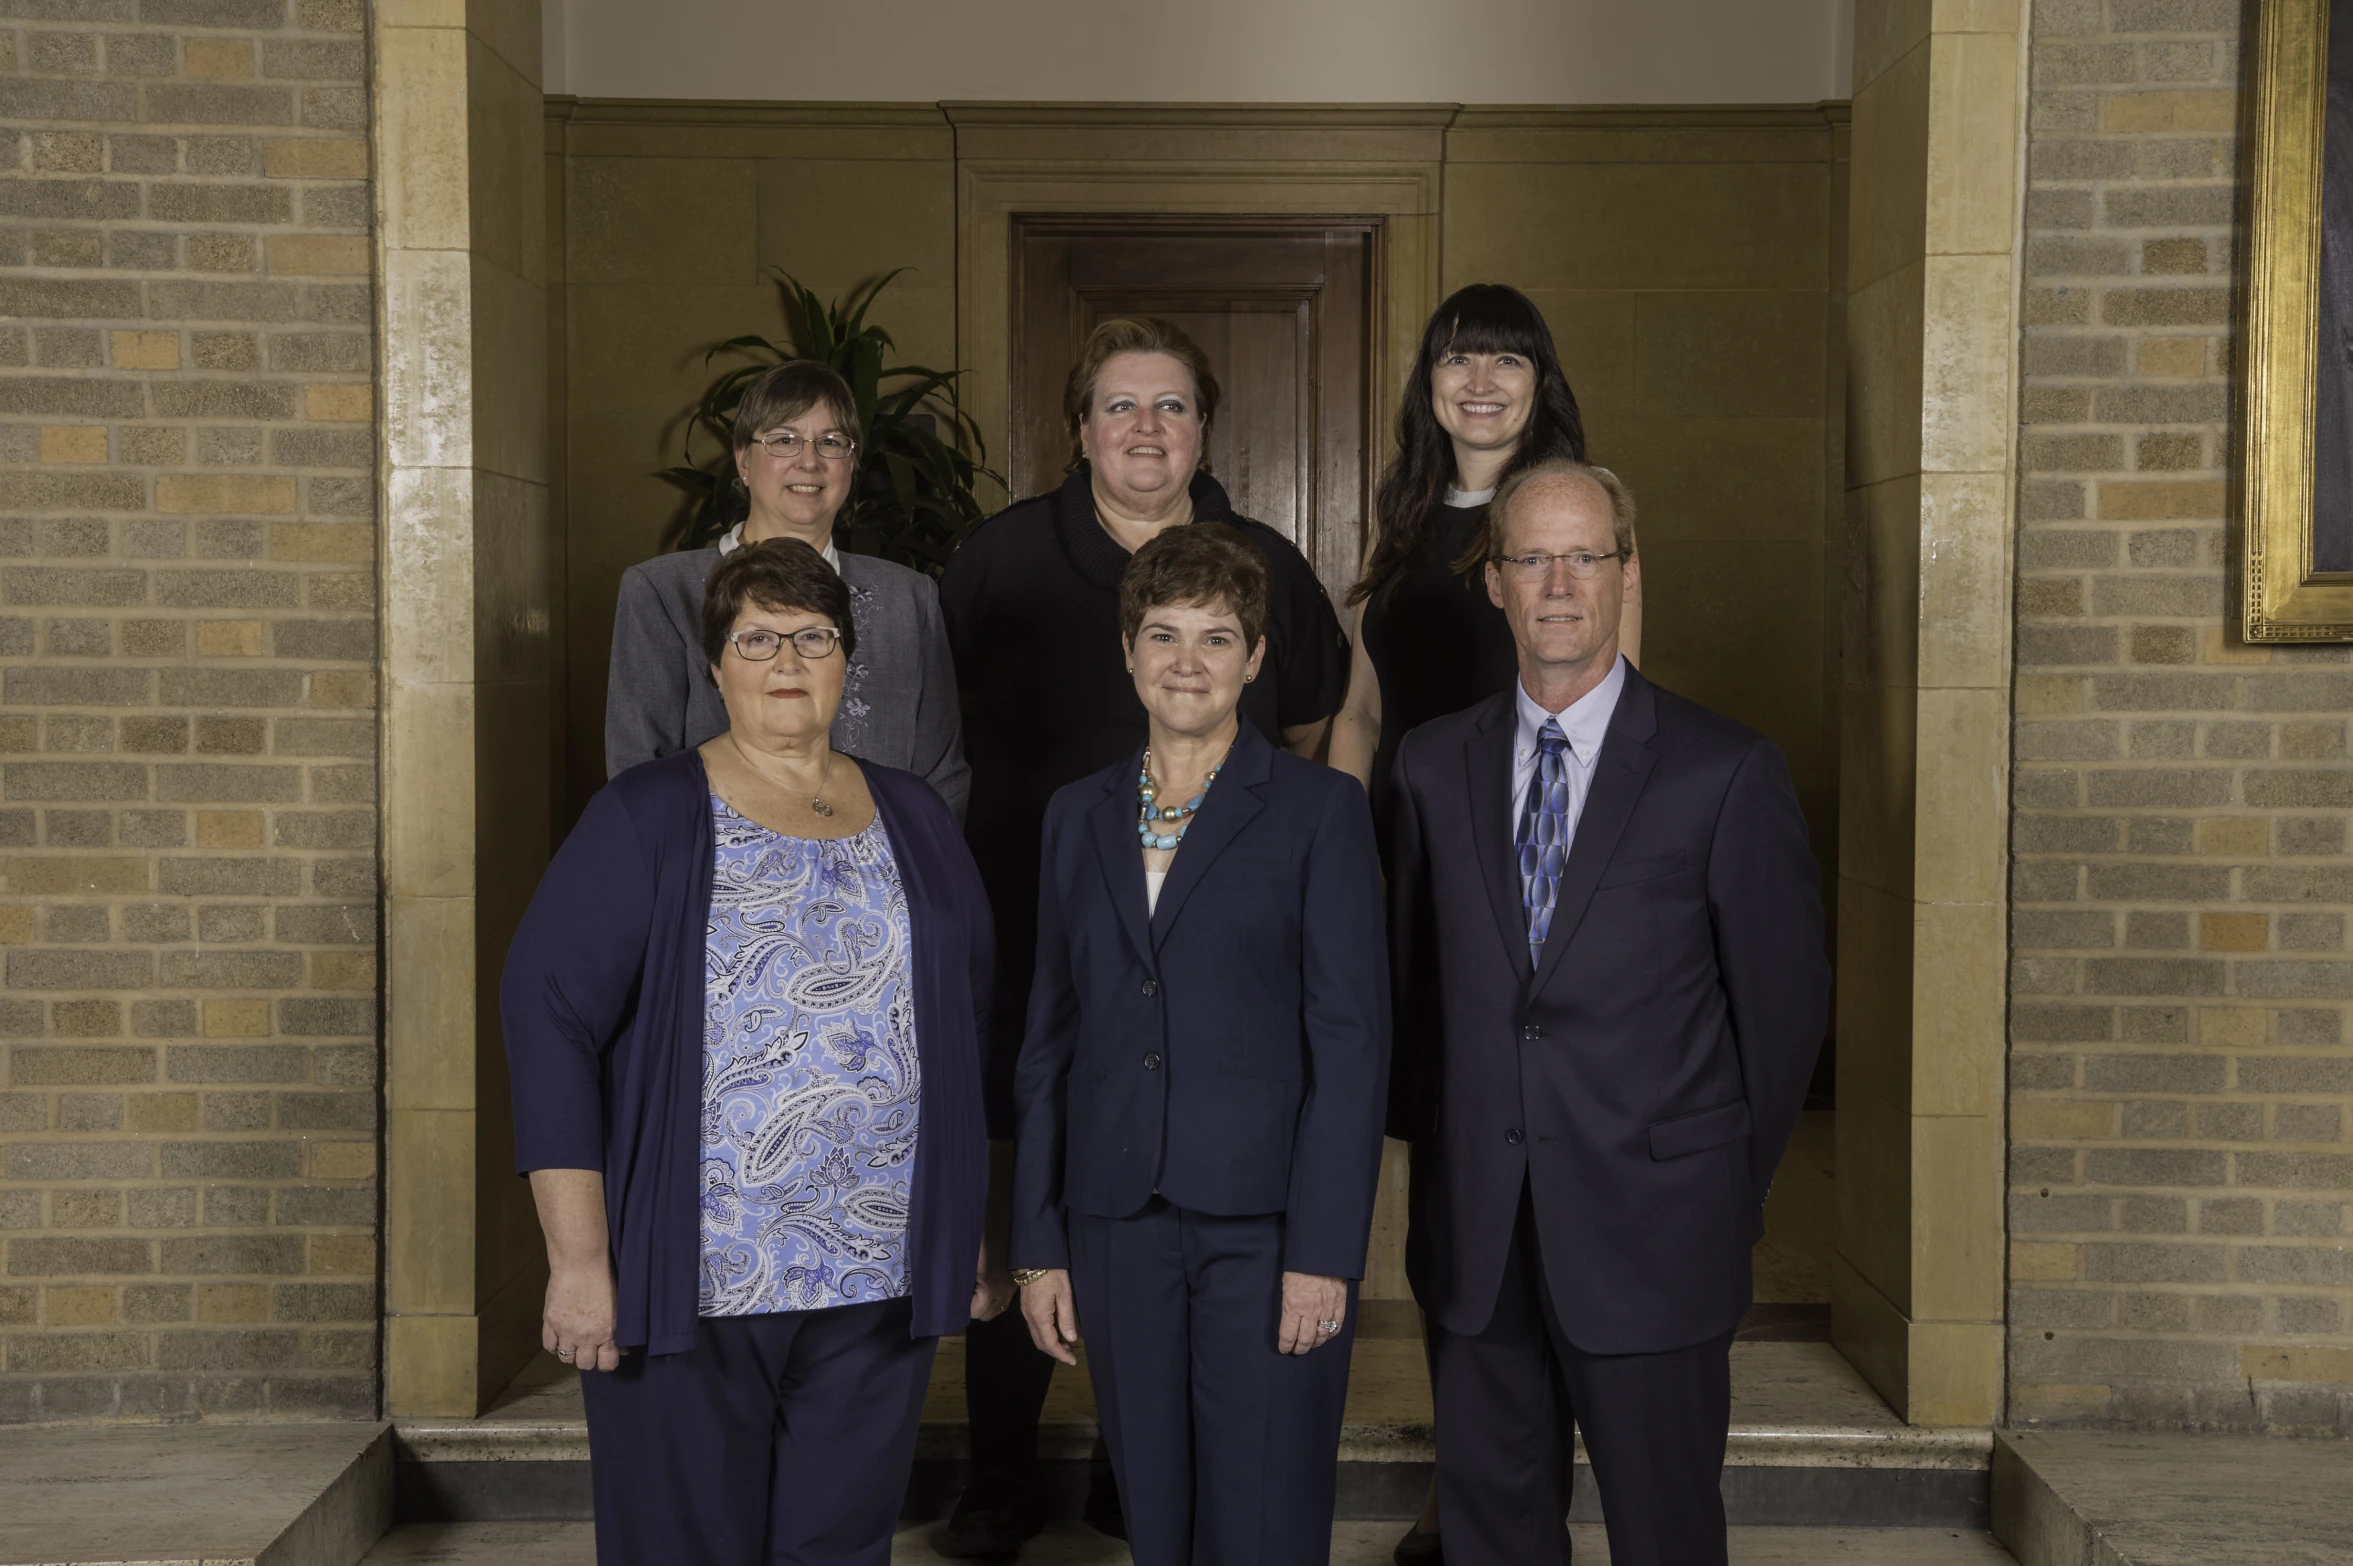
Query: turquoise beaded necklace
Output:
[[1136, 747, 1222, 851]]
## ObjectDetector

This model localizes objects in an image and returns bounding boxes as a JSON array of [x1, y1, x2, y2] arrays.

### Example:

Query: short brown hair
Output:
[[1063, 316, 1222, 469], [1486, 459, 1638, 561], [701, 538, 856, 666], [732, 361, 861, 453], [1118, 522, 1270, 652]]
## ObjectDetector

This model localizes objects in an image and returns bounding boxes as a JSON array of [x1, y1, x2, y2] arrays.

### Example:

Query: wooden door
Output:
[[1011, 217, 1376, 604]]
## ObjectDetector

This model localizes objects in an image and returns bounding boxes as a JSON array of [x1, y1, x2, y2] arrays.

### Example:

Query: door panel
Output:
[[1013, 219, 1375, 603]]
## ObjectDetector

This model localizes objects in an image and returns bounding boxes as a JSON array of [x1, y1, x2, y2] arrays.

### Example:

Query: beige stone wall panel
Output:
[[1836, 0, 2024, 1425], [377, 0, 551, 1417]]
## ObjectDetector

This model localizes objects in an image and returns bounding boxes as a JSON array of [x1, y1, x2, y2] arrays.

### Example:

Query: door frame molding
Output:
[[945, 105, 1448, 515]]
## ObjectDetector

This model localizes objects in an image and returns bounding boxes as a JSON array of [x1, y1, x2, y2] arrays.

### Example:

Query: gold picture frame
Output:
[[2244, 0, 2353, 638]]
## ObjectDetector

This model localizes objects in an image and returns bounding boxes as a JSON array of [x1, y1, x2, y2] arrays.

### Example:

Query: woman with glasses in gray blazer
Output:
[[605, 361, 970, 818]]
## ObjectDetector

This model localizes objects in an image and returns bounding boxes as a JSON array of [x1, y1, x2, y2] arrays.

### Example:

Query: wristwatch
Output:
[[1011, 1268, 1051, 1287]]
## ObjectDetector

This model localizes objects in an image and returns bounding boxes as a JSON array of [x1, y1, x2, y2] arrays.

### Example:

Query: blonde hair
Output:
[[1062, 316, 1222, 470]]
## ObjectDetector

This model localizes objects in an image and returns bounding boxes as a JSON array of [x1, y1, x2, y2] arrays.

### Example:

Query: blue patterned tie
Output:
[[1515, 719, 1571, 964]]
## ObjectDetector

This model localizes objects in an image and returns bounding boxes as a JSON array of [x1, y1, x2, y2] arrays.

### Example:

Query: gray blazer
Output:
[[604, 543, 970, 819]]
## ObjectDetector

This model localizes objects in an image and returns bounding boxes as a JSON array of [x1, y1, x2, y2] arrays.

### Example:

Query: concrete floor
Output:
[[365, 1520, 2017, 1563]]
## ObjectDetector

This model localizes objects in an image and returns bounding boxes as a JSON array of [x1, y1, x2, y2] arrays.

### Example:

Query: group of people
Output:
[[500, 284, 1831, 1566]]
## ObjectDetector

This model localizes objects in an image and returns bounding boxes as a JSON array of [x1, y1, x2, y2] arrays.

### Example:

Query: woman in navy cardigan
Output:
[[503, 539, 1008, 1565], [1011, 523, 1390, 1566]]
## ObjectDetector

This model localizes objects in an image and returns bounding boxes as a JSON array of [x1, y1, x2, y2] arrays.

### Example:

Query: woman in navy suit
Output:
[[1011, 522, 1390, 1565]]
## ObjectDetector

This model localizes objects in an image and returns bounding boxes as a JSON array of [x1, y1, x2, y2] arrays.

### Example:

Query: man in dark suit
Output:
[[1386, 459, 1828, 1566]]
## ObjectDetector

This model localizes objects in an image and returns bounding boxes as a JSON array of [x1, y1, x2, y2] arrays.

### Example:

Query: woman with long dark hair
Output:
[[1332, 284, 1641, 1566], [1329, 283, 1641, 809]]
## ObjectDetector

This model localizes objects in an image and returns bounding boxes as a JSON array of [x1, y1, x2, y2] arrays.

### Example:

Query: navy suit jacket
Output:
[[1011, 721, 1391, 1280], [501, 748, 999, 1352], [1388, 666, 1828, 1355]]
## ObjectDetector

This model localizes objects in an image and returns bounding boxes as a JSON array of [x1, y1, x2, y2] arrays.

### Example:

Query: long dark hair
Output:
[[1348, 284, 1585, 606]]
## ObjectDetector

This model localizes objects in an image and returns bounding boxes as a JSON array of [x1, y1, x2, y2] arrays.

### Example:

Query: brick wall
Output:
[[2012, 0, 2353, 1431], [0, 0, 377, 1421]]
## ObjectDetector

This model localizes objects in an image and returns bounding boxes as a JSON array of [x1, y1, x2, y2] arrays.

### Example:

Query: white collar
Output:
[[1515, 654, 1627, 768], [719, 522, 840, 574], [1445, 485, 1496, 507]]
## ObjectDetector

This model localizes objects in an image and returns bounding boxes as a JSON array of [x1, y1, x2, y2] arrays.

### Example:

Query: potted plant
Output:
[[661, 269, 998, 577]]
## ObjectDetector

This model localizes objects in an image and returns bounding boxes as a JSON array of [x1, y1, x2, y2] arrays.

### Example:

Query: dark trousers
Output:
[[1070, 1199, 1355, 1566], [961, 1299, 1056, 1478], [579, 1300, 936, 1566], [1429, 1191, 1732, 1566]]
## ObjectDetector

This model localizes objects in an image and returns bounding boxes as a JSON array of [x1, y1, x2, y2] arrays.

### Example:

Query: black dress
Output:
[[940, 464, 1350, 1079], [1357, 496, 1520, 839]]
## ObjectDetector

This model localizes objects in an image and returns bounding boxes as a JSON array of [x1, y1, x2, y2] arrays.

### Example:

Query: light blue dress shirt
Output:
[[1509, 653, 1628, 842]]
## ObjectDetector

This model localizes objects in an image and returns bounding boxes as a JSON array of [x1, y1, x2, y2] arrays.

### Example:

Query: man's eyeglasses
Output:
[[750, 431, 857, 462], [727, 627, 843, 661], [1493, 549, 1625, 580]]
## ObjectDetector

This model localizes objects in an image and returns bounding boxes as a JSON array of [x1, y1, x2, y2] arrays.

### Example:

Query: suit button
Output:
[[1505, 1129, 1523, 1146], [1142, 979, 1159, 997], [1522, 1023, 1541, 1041], [1143, 1053, 1162, 1071]]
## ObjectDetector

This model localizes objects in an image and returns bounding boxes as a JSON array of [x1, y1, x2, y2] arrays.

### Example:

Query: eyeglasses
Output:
[[727, 626, 843, 661], [1493, 549, 1625, 580], [750, 431, 857, 462]]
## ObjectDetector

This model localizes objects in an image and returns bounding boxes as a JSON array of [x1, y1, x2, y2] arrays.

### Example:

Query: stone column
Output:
[[1836, 1, 2024, 1426], [375, 0, 550, 1418]]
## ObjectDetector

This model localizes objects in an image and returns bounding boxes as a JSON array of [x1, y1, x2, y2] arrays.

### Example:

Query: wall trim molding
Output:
[[544, 95, 1855, 131]]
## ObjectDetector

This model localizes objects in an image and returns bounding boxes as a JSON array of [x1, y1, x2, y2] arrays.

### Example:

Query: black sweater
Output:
[[939, 465, 1350, 1049]]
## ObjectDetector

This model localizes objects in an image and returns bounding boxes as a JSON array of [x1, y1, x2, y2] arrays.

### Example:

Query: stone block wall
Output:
[[2012, 0, 2353, 1431], [0, 0, 377, 1421]]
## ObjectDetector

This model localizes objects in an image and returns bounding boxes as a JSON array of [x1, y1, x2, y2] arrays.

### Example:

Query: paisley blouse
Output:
[[698, 799, 922, 1316]]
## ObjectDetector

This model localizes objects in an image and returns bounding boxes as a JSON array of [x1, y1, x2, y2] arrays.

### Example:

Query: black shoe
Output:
[[939, 1470, 1046, 1559], [1393, 1523, 1444, 1565]]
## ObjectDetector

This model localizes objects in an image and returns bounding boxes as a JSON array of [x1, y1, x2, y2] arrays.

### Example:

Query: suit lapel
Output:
[[1529, 669, 1661, 995], [1149, 722, 1272, 946], [1088, 754, 1156, 972], [1463, 696, 1533, 985]]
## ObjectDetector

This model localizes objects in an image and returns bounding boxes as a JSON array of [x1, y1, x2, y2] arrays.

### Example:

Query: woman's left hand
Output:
[[971, 1255, 1015, 1322], [1278, 1271, 1349, 1355]]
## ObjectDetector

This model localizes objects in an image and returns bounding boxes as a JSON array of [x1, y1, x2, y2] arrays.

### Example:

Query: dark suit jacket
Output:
[[1011, 721, 1391, 1280], [1388, 666, 1828, 1355]]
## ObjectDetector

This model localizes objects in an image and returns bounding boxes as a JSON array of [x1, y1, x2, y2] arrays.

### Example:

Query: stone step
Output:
[[1993, 1428, 2353, 1566], [364, 1519, 2020, 1564], [392, 1341, 1994, 1530], [0, 1421, 392, 1566]]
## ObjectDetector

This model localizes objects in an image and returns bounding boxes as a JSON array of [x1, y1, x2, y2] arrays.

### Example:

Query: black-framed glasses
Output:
[[750, 430, 857, 462], [1493, 549, 1624, 580], [727, 626, 843, 661]]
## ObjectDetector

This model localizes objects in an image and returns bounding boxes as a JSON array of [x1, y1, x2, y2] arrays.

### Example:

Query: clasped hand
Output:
[[1019, 1269, 1348, 1362]]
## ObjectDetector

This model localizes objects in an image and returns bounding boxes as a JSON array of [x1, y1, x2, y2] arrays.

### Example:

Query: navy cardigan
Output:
[[501, 748, 999, 1352], [1011, 720, 1391, 1279]]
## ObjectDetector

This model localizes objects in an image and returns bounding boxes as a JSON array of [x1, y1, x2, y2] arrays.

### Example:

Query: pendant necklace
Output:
[[740, 740, 834, 818], [1137, 747, 1220, 850]]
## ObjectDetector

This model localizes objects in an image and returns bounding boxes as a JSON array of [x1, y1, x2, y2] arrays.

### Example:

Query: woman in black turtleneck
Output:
[[934, 315, 1347, 1557], [1329, 282, 1640, 1566]]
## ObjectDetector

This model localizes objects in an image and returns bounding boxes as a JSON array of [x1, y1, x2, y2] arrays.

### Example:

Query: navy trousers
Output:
[[1069, 1199, 1356, 1566], [1429, 1189, 1733, 1566], [578, 1299, 935, 1566]]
